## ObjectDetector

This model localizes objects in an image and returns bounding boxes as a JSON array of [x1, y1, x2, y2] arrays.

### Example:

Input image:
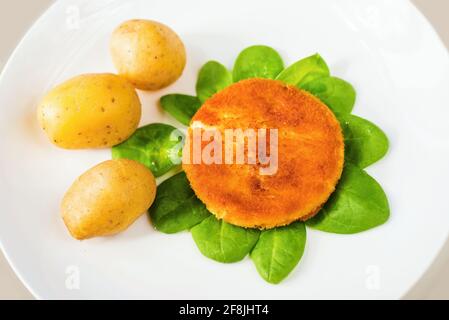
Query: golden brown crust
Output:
[[183, 78, 344, 229]]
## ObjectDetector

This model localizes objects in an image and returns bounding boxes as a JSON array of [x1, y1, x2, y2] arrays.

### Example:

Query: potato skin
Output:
[[37, 73, 141, 149], [61, 159, 156, 240], [110, 19, 186, 90]]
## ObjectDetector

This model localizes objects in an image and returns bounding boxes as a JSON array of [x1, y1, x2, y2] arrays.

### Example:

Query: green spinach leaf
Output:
[[111, 123, 183, 177], [337, 114, 389, 168], [149, 172, 210, 233], [196, 61, 233, 103], [160, 94, 202, 126], [233, 45, 284, 82], [191, 216, 260, 263], [276, 53, 330, 86], [300, 76, 356, 114], [250, 222, 306, 284], [306, 164, 390, 234]]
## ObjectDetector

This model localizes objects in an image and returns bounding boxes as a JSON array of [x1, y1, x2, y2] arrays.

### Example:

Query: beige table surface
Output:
[[0, 0, 448, 300]]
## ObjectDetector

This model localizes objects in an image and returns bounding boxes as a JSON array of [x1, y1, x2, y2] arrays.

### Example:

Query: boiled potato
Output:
[[37, 73, 141, 149], [110, 19, 186, 90], [61, 159, 156, 240]]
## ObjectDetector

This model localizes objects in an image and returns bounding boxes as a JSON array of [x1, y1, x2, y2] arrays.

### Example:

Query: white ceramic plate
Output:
[[1, 0, 449, 299]]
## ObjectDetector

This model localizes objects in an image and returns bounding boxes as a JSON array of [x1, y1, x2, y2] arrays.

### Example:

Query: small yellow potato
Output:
[[61, 159, 156, 240], [37, 73, 141, 149], [110, 19, 186, 90]]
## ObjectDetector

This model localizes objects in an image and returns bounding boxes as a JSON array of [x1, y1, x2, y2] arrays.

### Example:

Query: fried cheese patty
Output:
[[183, 78, 344, 229]]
